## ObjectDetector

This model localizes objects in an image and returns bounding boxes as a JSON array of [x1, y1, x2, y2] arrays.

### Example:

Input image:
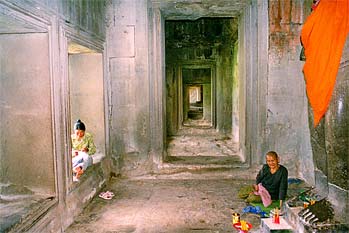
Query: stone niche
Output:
[[68, 42, 106, 167]]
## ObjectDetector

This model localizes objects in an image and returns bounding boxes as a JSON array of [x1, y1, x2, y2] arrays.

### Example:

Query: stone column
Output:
[[309, 37, 349, 223], [203, 84, 211, 122]]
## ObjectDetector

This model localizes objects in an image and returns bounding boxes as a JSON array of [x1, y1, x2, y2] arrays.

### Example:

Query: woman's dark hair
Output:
[[74, 119, 86, 131]]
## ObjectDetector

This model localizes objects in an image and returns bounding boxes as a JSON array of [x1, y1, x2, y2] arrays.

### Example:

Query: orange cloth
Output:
[[301, 0, 349, 126]]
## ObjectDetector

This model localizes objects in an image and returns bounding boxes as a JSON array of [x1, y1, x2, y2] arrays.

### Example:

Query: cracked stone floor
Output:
[[64, 169, 267, 233], [65, 122, 263, 233]]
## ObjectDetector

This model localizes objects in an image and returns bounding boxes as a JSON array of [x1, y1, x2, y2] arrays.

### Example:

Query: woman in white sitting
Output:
[[71, 119, 96, 180]]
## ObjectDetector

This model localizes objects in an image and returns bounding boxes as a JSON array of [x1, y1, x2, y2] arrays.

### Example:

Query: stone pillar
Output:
[[183, 85, 189, 121], [266, 0, 310, 177], [309, 37, 349, 223], [203, 84, 211, 122], [107, 0, 153, 173]]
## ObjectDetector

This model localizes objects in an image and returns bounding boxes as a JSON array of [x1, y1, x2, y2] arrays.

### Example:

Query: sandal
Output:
[[105, 191, 115, 197], [98, 191, 114, 200]]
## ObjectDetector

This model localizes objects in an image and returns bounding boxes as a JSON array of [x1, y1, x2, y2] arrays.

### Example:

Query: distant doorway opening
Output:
[[187, 85, 203, 120], [182, 68, 212, 128]]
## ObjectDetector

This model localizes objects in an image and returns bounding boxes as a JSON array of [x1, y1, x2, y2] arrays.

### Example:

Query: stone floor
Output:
[[64, 171, 265, 233], [165, 121, 243, 168], [167, 124, 239, 158], [65, 122, 267, 233]]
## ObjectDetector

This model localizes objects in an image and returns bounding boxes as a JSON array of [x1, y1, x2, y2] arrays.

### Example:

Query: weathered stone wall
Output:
[[5, 0, 106, 38], [267, 0, 314, 180], [327, 62, 349, 223], [0, 1, 107, 232], [0, 33, 54, 193], [232, 40, 239, 143], [216, 41, 234, 134], [106, 0, 151, 175], [309, 36, 349, 223]]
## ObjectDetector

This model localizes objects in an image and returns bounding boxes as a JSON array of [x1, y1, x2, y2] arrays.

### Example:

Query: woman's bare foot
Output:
[[74, 166, 84, 178]]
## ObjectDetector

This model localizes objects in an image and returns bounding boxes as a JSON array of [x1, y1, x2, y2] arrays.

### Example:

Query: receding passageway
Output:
[[164, 17, 242, 165]]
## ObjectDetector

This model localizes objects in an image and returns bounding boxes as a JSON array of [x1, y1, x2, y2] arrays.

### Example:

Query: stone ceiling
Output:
[[1, 0, 251, 34], [151, 0, 250, 20], [165, 18, 239, 49]]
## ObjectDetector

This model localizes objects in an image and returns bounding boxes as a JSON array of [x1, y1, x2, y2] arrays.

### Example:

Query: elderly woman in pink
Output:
[[71, 119, 96, 180]]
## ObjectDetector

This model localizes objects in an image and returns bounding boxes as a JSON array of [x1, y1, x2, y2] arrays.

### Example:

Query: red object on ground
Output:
[[301, 0, 349, 126], [233, 222, 253, 233]]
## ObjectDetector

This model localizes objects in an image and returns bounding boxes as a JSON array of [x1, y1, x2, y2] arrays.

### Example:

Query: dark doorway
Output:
[[165, 18, 242, 165]]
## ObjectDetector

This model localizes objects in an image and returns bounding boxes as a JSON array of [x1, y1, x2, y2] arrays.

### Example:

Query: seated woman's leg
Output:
[[72, 152, 89, 179], [79, 152, 91, 170], [238, 185, 262, 203], [246, 192, 262, 203], [238, 185, 254, 199], [72, 154, 84, 169]]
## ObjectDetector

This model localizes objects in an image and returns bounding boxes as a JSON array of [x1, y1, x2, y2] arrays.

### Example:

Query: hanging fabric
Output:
[[301, 0, 349, 126]]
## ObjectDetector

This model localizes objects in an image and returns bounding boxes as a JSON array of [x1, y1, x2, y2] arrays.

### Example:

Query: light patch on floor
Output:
[[167, 126, 239, 157]]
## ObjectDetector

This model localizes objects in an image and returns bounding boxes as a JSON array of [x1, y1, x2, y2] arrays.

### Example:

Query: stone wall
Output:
[[0, 33, 54, 193], [266, 0, 314, 181], [0, 0, 108, 232], [106, 0, 152, 175], [309, 36, 349, 223], [6, 0, 106, 38]]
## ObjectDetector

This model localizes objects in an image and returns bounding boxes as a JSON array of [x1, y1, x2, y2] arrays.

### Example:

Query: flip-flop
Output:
[[99, 191, 113, 200], [105, 191, 115, 197]]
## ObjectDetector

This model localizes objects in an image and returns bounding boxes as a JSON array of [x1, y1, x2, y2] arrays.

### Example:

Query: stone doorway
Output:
[[149, 0, 267, 168], [182, 68, 213, 128], [164, 18, 242, 166]]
